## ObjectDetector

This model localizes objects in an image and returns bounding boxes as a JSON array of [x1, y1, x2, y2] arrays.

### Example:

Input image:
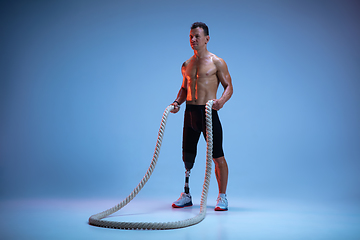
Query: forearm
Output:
[[218, 84, 233, 106], [174, 87, 187, 105]]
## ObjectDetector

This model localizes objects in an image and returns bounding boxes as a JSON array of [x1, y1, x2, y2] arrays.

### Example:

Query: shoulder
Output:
[[210, 53, 228, 70], [182, 57, 193, 68], [181, 57, 194, 73]]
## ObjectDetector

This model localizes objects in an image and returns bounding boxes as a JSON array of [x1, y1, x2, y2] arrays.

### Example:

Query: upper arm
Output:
[[214, 57, 232, 89], [181, 61, 187, 89]]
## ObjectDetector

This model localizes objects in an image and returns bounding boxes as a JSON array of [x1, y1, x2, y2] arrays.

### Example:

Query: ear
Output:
[[206, 35, 210, 43]]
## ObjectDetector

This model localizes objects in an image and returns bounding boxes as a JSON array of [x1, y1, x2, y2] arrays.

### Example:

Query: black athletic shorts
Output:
[[182, 104, 224, 160]]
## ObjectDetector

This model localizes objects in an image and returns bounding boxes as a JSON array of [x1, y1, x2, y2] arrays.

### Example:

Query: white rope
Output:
[[88, 100, 214, 230]]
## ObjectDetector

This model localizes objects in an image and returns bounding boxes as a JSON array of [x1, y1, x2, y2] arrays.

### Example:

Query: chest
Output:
[[185, 58, 217, 79]]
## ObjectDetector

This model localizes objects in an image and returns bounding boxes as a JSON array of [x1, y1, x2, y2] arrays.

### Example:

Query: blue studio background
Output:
[[1, 0, 359, 206]]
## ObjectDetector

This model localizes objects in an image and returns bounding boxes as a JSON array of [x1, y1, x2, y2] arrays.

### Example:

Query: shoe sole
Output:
[[172, 202, 193, 208], [214, 207, 228, 211]]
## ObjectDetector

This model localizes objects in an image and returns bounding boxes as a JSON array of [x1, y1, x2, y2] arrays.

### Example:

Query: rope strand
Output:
[[88, 100, 214, 230]]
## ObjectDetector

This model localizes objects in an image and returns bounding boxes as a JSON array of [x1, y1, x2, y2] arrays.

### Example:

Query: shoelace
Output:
[[178, 193, 189, 201], [216, 197, 226, 204]]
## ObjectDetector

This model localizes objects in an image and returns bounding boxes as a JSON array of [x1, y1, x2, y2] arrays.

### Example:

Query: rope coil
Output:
[[88, 100, 214, 230]]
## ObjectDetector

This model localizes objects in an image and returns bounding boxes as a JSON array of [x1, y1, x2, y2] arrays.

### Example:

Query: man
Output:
[[170, 22, 233, 211]]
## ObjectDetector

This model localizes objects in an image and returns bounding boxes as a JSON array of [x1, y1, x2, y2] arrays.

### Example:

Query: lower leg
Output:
[[183, 153, 195, 194], [213, 156, 228, 194], [172, 169, 193, 208], [184, 169, 190, 194]]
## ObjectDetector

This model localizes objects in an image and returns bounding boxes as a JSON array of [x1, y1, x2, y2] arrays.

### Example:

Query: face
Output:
[[189, 27, 209, 50]]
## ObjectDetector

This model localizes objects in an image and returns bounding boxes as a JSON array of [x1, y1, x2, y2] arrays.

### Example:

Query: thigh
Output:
[[182, 110, 201, 154], [209, 110, 224, 158]]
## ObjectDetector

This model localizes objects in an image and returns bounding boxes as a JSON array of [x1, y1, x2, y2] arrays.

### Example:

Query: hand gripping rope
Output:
[[88, 100, 214, 230]]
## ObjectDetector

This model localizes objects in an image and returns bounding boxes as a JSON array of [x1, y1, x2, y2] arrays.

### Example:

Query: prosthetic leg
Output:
[[172, 153, 195, 208], [183, 152, 195, 194]]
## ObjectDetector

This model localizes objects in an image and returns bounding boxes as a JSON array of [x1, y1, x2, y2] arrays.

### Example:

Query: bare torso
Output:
[[183, 53, 220, 105]]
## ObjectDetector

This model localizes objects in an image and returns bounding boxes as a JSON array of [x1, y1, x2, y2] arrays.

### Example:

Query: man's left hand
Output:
[[212, 99, 224, 110]]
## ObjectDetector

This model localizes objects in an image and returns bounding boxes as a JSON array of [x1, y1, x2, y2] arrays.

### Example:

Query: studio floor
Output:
[[0, 196, 359, 240]]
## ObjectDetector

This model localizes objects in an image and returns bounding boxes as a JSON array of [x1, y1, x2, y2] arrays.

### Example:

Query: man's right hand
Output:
[[170, 102, 180, 113]]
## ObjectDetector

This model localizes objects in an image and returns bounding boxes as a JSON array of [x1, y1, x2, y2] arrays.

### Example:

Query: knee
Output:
[[213, 156, 227, 167], [183, 152, 196, 170]]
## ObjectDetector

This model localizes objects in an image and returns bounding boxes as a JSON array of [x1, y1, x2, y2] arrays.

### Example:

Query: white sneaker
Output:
[[215, 194, 228, 211], [172, 192, 193, 208]]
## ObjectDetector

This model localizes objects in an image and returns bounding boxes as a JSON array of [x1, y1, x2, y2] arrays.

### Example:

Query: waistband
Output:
[[185, 104, 217, 112]]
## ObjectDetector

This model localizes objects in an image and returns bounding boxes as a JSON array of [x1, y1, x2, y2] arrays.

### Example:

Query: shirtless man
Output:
[[170, 22, 233, 211]]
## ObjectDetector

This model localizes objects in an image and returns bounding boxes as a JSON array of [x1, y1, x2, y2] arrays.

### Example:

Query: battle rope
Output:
[[88, 100, 214, 230]]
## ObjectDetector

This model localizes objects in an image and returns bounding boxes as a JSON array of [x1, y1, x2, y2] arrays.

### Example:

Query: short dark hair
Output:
[[191, 22, 209, 36]]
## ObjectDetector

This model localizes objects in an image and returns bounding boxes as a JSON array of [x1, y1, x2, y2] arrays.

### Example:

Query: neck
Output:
[[194, 48, 208, 58]]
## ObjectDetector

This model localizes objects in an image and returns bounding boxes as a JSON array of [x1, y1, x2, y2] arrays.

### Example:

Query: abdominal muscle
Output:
[[186, 76, 219, 105]]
